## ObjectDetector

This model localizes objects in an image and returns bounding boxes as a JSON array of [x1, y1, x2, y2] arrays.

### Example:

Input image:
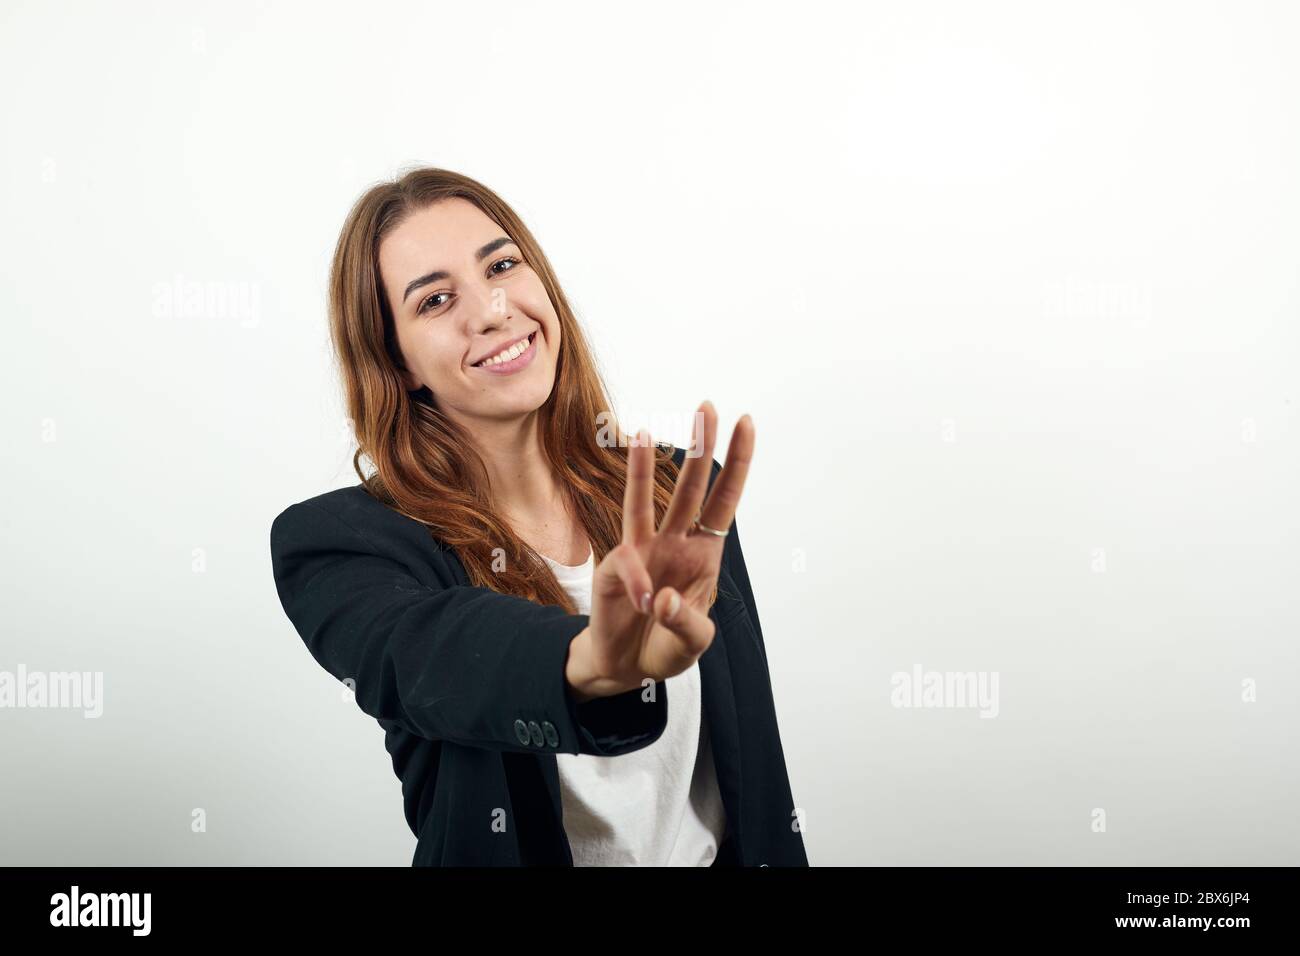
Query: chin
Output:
[[487, 376, 555, 415]]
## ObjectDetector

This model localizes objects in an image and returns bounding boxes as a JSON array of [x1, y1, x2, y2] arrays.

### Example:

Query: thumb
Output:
[[593, 543, 655, 614], [650, 587, 716, 658]]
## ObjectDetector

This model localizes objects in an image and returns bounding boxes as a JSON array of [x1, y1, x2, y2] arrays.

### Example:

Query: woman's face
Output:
[[378, 197, 560, 424]]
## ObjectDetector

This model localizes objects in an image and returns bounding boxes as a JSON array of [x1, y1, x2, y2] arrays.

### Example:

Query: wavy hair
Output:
[[327, 167, 709, 614]]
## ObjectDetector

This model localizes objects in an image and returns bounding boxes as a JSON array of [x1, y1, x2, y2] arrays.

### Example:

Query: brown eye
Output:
[[417, 257, 521, 315], [418, 292, 450, 315]]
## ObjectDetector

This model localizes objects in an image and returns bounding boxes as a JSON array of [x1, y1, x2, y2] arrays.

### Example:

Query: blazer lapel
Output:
[[698, 604, 744, 851]]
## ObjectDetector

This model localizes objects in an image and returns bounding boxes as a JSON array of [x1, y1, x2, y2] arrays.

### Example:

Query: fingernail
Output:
[[640, 591, 652, 614], [667, 590, 681, 622]]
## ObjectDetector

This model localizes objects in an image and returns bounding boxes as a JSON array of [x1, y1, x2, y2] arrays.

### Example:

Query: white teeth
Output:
[[477, 334, 532, 367]]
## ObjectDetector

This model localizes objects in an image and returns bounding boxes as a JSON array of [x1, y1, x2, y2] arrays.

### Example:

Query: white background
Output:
[[1, 0, 1296, 865]]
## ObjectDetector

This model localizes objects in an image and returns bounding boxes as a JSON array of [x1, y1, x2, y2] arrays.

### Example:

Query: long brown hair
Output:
[[327, 167, 706, 614]]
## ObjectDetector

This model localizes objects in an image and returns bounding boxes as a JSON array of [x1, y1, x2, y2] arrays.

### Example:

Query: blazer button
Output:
[[514, 719, 531, 746], [541, 720, 559, 748], [527, 720, 545, 747]]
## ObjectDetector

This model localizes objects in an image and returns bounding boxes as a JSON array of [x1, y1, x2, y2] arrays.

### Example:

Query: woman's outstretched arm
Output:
[[269, 499, 668, 756]]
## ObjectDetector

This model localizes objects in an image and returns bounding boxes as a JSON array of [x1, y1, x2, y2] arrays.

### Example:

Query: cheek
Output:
[[532, 303, 560, 345], [434, 333, 468, 376], [400, 325, 462, 378], [518, 281, 557, 328]]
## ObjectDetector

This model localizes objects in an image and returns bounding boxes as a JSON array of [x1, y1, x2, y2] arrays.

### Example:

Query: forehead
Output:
[[378, 198, 502, 279]]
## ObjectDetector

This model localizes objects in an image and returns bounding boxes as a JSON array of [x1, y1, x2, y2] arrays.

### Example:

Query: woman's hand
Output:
[[565, 400, 753, 702]]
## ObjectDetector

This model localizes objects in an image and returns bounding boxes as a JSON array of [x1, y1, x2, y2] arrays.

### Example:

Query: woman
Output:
[[269, 168, 807, 866]]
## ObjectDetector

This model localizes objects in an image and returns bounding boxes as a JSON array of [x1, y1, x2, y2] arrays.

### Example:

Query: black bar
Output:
[[0, 866, 1293, 941]]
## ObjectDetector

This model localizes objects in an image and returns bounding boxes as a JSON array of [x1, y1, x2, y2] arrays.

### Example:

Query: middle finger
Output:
[[697, 414, 753, 536], [661, 401, 718, 535]]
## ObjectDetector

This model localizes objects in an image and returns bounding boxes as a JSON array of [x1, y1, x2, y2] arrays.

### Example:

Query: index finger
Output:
[[622, 427, 655, 544]]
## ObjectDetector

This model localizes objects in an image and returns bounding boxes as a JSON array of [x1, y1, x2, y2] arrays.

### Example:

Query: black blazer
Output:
[[269, 446, 808, 866]]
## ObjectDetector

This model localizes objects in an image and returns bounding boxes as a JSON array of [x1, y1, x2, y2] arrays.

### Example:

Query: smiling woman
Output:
[[269, 167, 808, 868], [378, 198, 565, 440]]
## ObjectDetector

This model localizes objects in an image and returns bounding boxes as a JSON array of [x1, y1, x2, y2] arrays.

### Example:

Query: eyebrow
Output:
[[401, 237, 518, 305]]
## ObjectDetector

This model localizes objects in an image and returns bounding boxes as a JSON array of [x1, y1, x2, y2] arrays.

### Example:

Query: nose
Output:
[[466, 285, 512, 337]]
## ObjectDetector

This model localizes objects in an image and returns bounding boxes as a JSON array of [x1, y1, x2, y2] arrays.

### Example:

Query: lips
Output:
[[470, 331, 536, 368]]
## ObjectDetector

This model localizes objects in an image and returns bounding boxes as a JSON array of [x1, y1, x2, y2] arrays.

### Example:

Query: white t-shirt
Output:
[[544, 544, 727, 866]]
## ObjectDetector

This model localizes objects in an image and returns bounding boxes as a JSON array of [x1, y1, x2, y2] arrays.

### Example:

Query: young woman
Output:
[[269, 168, 807, 867]]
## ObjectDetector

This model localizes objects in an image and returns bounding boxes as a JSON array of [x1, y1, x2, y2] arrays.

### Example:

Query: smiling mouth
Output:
[[472, 331, 537, 369]]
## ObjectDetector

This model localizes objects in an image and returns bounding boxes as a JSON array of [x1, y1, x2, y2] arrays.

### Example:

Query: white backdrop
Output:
[[2, 0, 1297, 865]]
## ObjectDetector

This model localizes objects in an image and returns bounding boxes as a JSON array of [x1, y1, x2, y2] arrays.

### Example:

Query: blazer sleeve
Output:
[[708, 456, 771, 677], [721, 516, 770, 675], [269, 499, 668, 757]]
